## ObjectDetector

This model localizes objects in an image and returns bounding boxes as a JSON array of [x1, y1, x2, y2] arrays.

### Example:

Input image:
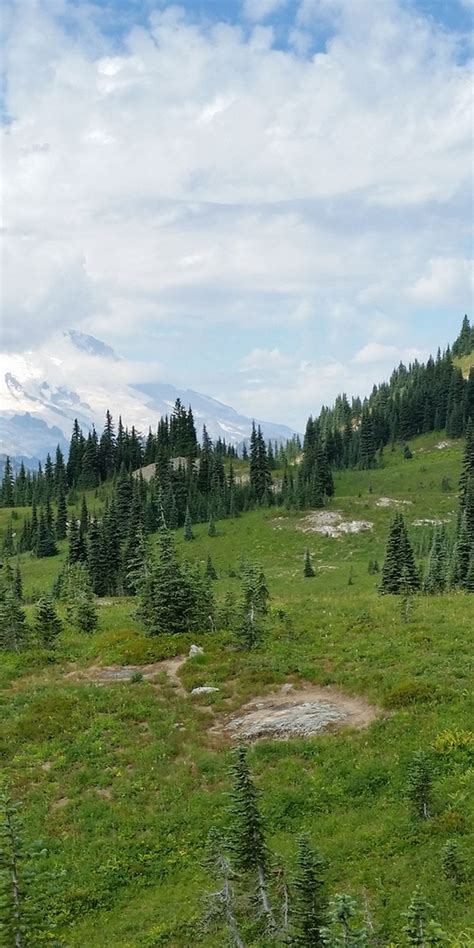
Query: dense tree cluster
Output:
[[301, 316, 473, 474], [378, 422, 474, 595]]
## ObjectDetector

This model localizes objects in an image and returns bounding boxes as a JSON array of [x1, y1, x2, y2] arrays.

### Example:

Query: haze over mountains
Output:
[[0, 330, 296, 465]]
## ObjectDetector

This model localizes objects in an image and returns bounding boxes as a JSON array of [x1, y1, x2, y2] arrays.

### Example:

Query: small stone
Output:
[[281, 683, 294, 693], [191, 686, 219, 695], [189, 644, 204, 657]]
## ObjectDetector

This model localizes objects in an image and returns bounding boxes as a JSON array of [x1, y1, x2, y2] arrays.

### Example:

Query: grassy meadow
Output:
[[1, 433, 473, 945]]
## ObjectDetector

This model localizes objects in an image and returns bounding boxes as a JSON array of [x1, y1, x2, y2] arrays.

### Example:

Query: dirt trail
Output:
[[211, 683, 382, 742], [63, 656, 187, 693]]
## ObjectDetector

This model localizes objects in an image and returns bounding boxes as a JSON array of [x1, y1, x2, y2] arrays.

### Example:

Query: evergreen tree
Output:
[[228, 747, 274, 928], [87, 519, 107, 596], [0, 788, 61, 945], [79, 494, 89, 536], [423, 526, 448, 594], [2, 521, 15, 557], [208, 516, 217, 537], [402, 887, 446, 946], [292, 835, 326, 947], [202, 829, 244, 948], [55, 484, 68, 540], [0, 592, 29, 651], [304, 550, 315, 578], [14, 563, 23, 602], [205, 554, 218, 581], [35, 505, 57, 558], [449, 513, 472, 589], [406, 752, 433, 820], [98, 410, 116, 480], [34, 596, 63, 647], [320, 893, 367, 947], [138, 520, 212, 635], [380, 514, 419, 594], [1, 456, 14, 507], [183, 506, 194, 541], [123, 526, 149, 596], [67, 517, 83, 564], [73, 595, 99, 634], [441, 839, 467, 887], [459, 419, 474, 505]]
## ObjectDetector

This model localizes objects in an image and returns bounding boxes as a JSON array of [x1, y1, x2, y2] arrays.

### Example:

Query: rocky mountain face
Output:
[[0, 331, 296, 467]]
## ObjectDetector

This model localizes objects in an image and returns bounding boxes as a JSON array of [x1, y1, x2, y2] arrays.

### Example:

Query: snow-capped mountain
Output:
[[0, 330, 296, 466]]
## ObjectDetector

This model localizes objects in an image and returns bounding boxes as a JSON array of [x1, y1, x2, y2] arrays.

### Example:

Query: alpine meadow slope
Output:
[[0, 320, 473, 947]]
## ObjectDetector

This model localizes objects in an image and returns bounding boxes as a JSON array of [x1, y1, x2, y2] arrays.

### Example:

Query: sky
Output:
[[1, 0, 473, 429]]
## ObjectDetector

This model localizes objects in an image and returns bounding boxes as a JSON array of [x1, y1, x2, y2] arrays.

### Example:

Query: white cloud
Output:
[[1, 0, 471, 427], [240, 347, 291, 370], [243, 0, 288, 22], [407, 257, 473, 306], [352, 343, 423, 365]]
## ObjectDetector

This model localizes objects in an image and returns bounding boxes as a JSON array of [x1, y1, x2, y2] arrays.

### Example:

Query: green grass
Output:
[[1, 433, 473, 945]]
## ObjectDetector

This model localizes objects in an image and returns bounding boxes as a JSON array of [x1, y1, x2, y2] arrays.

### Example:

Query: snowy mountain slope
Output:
[[0, 331, 296, 464]]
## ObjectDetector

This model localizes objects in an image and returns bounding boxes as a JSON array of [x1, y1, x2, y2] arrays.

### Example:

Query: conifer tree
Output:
[[449, 513, 471, 588], [320, 893, 367, 947], [402, 887, 446, 945], [304, 550, 315, 578], [459, 419, 474, 504], [183, 506, 194, 541], [34, 596, 63, 647], [292, 835, 326, 947], [406, 752, 433, 820], [208, 516, 217, 537], [1, 456, 14, 507], [423, 527, 448, 594], [73, 595, 99, 634], [441, 839, 467, 887], [205, 554, 218, 581], [202, 829, 244, 948], [2, 521, 15, 557], [14, 563, 23, 603], [87, 519, 107, 597], [380, 514, 419, 594], [79, 494, 89, 536], [67, 518, 82, 564], [55, 484, 68, 540], [123, 526, 149, 595], [228, 747, 274, 928], [0, 592, 29, 651]]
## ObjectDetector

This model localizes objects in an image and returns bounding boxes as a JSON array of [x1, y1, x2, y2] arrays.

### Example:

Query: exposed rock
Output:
[[376, 497, 413, 508], [191, 686, 220, 695], [212, 684, 381, 742], [295, 510, 373, 538], [189, 644, 204, 657]]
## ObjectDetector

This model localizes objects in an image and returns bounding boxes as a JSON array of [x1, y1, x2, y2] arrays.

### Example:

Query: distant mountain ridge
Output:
[[0, 330, 296, 467]]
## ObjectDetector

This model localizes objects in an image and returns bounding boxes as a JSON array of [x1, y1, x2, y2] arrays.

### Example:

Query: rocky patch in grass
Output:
[[294, 510, 373, 538], [212, 683, 382, 742], [63, 657, 187, 692], [375, 497, 413, 508]]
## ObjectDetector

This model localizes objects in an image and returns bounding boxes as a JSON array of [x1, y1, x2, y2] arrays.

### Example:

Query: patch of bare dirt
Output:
[[295, 510, 373, 538], [63, 657, 186, 693], [211, 683, 382, 742]]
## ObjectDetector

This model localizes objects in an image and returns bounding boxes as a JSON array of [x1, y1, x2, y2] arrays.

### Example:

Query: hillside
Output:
[[0, 428, 473, 946]]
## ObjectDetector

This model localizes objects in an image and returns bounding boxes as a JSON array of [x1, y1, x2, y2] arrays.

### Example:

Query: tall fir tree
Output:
[[292, 835, 326, 947], [228, 747, 274, 928], [380, 513, 419, 594]]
